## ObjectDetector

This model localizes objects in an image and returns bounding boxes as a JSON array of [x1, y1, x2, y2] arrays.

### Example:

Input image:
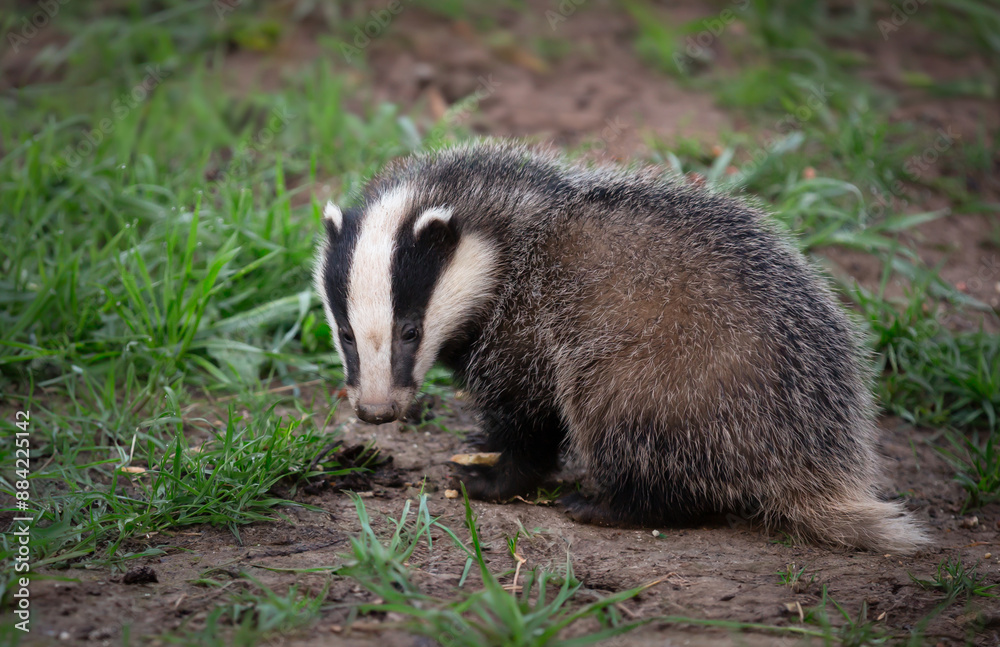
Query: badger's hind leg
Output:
[[562, 484, 660, 528], [455, 403, 566, 502], [562, 421, 698, 528]]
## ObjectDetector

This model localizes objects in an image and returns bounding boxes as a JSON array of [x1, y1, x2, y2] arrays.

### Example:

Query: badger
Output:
[[315, 141, 928, 553]]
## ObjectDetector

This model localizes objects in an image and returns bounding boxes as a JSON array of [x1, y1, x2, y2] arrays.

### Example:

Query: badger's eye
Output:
[[341, 331, 355, 345], [401, 326, 420, 343]]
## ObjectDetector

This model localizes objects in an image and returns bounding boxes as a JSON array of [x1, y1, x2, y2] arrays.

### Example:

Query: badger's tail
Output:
[[779, 492, 930, 554]]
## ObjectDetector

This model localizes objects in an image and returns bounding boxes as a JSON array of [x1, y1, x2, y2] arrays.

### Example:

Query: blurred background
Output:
[[1, 1, 999, 644]]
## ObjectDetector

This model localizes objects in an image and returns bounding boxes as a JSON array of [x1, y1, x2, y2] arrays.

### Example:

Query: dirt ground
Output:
[[17, 1, 1000, 645], [26, 392, 1000, 646]]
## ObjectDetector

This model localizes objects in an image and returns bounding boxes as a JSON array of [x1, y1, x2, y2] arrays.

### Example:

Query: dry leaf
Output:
[[450, 452, 501, 466], [425, 86, 448, 120], [451, 19, 476, 41], [491, 39, 548, 74]]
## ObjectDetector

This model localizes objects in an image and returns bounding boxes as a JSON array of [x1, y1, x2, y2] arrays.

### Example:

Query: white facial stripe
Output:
[[414, 233, 500, 381], [323, 201, 343, 231], [413, 206, 452, 236], [313, 235, 344, 370], [347, 185, 411, 404]]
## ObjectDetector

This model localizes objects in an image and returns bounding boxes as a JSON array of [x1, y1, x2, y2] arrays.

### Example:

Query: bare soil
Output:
[[15, 1, 1000, 645], [26, 393, 1000, 646]]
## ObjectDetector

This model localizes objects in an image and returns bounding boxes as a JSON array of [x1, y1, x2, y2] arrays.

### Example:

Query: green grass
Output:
[[0, 0, 424, 610], [341, 489, 660, 647], [854, 273, 1000, 434], [0, 397, 339, 596], [161, 574, 328, 647], [910, 558, 998, 601], [802, 587, 891, 647], [776, 563, 813, 588], [943, 431, 1000, 510]]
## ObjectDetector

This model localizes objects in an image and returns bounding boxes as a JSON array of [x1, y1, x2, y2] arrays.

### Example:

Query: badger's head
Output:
[[315, 186, 499, 424]]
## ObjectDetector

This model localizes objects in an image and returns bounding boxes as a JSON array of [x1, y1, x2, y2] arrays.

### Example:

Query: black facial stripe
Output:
[[389, 212, 460, 388], [391, 334, 418, 388], [322, 206, 363, 386]]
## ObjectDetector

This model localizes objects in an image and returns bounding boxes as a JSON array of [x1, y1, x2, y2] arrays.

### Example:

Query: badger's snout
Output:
[[356, 402, 397, 425]]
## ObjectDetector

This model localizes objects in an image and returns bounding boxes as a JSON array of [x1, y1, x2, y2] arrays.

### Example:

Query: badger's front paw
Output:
[[450, 455, 544, 502], [451, 464, 507, 501]]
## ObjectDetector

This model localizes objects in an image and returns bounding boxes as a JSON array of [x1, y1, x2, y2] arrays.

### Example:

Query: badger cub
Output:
[[315, 141, 927, 553]]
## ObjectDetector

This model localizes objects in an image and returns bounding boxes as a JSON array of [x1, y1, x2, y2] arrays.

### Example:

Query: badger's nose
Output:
[[356, 403, 396, 425]]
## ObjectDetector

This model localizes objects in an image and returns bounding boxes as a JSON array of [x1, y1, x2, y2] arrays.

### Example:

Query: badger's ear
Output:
[[322, 201, 343, 237], [413, 206, 456, 243]]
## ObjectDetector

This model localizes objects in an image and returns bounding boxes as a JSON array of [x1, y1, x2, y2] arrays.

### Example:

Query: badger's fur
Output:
[[315, 141, 928, 553]]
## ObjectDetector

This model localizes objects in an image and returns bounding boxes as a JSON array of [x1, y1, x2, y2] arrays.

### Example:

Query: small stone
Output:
[[445, 489, 459, 499], [960, 516, 979, 529], [985, 553, 992, 559], [413, 62, 434, 83], [88, 627, 114, 641], [652, 530, 660, 537], [59, 632, 72, 641]]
